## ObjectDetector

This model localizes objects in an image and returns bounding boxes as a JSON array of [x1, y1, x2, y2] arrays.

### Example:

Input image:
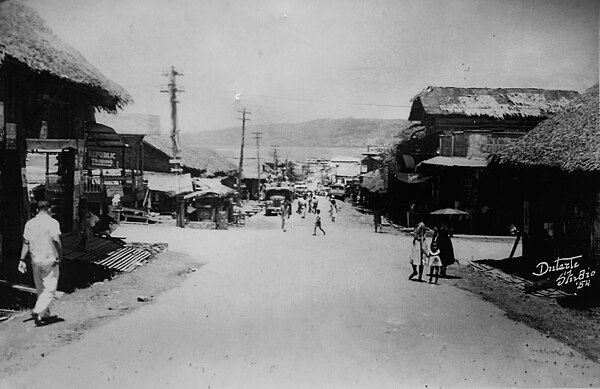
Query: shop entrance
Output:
[[26, 148, 76, 233]]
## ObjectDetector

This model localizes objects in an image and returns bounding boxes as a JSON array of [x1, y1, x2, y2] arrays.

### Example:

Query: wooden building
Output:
[[143, 135, 235, 177], [142, 135, 236, 212], [185, 178, 236, 227], [93, 113, 161, 208], [393, 86, 579, 233], [491, 85, 599, 265], [0, 1, 130, 265]]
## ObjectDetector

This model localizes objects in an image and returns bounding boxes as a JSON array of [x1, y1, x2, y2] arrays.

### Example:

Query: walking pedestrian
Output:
[[75, 198, 96, 252], [313, 209, 326, 236], [308, 195, 313, 214], [312, 196, 319, 213], [374, 209, 382, 233], [427, 242, 442, 284], [299, 195, 308, 218], [18, 200, 63, 326], [329, 199, 337, 222], [433, 222, 455, 277], [408, 222, 427, 282], [281, 200, 291, 232]]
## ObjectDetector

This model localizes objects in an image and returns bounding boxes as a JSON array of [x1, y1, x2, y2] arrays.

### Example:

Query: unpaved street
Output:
[[2, 200, 600, 388]]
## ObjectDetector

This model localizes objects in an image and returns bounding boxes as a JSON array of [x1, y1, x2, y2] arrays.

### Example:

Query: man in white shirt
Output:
[[18, 200, 62, 326]]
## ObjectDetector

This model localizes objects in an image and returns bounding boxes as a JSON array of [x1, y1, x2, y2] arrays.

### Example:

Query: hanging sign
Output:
[[88, 150, 117, 168], [5, 123, 16, 150]]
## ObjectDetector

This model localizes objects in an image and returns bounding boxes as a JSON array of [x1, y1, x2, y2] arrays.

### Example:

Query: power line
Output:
[[254, 94, 409, 108]]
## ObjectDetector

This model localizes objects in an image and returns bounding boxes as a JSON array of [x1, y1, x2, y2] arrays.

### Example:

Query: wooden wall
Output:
[[0, 60, 96, 266]]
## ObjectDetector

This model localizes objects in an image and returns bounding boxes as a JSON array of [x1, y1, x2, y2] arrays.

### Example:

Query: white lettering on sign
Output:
[[89, 150, 117, 168], [533, 255, 595, 290]]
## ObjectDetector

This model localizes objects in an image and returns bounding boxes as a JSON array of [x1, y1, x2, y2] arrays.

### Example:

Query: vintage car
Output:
[[329, 183, 346, 200], [264, 186, 293, 216], [294, 184, 309, 198]]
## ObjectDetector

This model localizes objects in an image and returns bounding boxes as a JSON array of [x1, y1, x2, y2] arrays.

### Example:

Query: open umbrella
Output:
[[430, 208, 468, 215]]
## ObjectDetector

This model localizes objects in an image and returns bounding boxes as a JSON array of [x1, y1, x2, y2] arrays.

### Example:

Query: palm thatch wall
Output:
[[409, 86, 579, 121], [0, 0, 130, 110], [491, 85, 599, 172]]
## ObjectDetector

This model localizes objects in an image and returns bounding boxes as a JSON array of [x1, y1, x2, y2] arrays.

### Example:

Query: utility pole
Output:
[[253, 131, 262, 198], [236, 108, 251, 198], [161, 66, 185, 227], [272, 145, 279, 171]]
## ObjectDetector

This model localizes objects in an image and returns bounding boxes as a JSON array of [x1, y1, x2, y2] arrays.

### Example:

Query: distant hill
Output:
[[179, 118, 414, 148]]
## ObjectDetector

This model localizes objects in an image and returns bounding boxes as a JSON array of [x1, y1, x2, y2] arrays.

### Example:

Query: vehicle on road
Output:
[[294, 184, 309, 198], [315, 185, 329, 196], [264, 186, 293, 216], [329, 183, 346, 200]]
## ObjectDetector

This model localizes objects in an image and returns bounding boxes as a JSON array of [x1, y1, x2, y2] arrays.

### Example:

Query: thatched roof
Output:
[[95, 113, 161, 136], [491, 85, 599, 172], [0, 0, 131, 110], [144, 135, 236, 176], [409, 86, 579, 120]]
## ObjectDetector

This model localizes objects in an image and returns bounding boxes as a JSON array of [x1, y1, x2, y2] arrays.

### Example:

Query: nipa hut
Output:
[[0, 0, 130, 265], [395, 86, 579, 233], [491, 84, 600, 270]]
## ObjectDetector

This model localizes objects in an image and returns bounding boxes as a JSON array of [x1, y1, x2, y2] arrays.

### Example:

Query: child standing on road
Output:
[[427, 242, 442, 284], [313, 209, 326, 236], [408, 222, 427, 281]]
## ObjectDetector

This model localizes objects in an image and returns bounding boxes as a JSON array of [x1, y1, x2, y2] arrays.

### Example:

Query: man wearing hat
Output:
[[18, 200, 63, 326]]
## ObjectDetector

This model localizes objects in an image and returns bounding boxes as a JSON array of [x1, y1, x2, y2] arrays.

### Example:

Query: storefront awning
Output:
[[26, 138, 82, 152], [144, 171, 193, 196], [417, 156, 488, 168], [189, 178, 236, 198]]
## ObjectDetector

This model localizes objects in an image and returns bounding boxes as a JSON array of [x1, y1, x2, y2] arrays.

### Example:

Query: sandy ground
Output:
[[1, 199, 599, 388]]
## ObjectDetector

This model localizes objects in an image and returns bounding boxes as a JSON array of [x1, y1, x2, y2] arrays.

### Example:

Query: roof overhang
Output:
[[26, 138, 83, 152], [418, 156, 488, 168], [85, 123, 126, 148], [144, 171, 193, 196]]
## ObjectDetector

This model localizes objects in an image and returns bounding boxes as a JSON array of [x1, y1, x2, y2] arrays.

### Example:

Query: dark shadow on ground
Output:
[[475, 256, 540, 281]]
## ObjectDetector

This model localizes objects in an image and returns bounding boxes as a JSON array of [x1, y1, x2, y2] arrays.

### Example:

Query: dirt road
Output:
[[2, 199, 599, 388]]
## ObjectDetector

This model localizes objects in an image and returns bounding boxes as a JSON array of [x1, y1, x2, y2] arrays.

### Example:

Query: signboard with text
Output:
[[88, 150, 117, 168]]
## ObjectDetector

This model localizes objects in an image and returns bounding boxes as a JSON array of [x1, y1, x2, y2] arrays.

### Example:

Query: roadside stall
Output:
[[143, 171, 193, 217], [184, 178, 236, 229]]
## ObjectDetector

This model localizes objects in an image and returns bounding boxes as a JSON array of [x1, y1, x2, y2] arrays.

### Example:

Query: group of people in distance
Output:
[[409, 221, 455, 284], [286, 192, 339, 235]]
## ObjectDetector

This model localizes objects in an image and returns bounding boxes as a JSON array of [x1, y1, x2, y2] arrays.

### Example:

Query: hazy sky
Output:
[[26, 0, 599, 133]]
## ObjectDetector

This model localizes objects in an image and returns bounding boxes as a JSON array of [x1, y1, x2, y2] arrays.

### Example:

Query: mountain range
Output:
[[179, 118, 414, 148]]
